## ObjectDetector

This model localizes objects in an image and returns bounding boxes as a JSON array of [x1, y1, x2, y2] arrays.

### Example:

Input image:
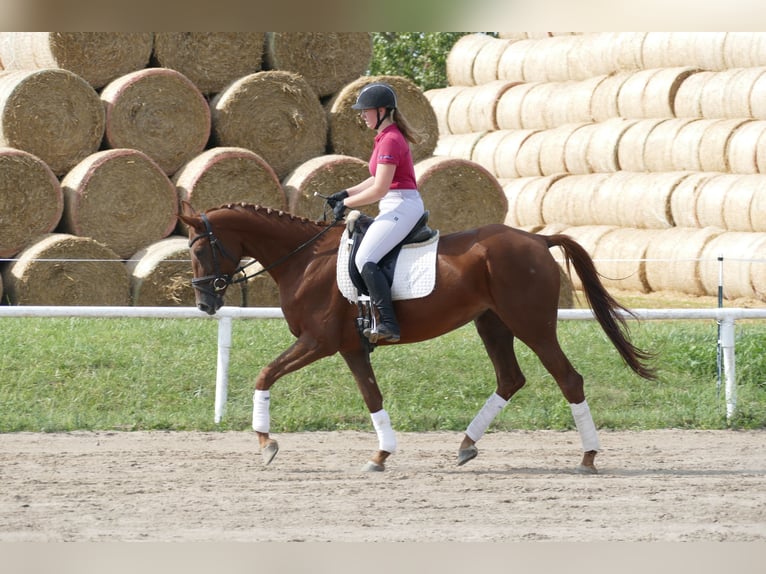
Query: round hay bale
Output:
[[493, 128, 540, 179], [722, 67, 766, 118], [100, 68, 211, 176], [642, 117, 697, 172], [468, 130, 508, 175], [616, 68, 664, 118], [746, 174, 766, 231], [282, 154, 370, 218], [0, 147, 63, 258], [447, 34, 496, 86], [60, 149, 178, 259], [693, 32, 728, 71], [598, 171, 678, 229], [424, 85, 467, 135], [542, 173, 610, 227], [640, 33, 674, 69], [434, 132, 485, 161], [670, 118, 715, 171], [494, 82, 539, 130], [173, 147, 286, 221], [669, 172, 716, 228], [1, 233, 130, 305], [699, 119, 750, 173], [151, 32, 265, 95], [557, 224, 619, 290], [0, 69, 105, 176], [723, 33, 766, 68], [264, 33, 372, 98], [497, 38, 536, 82], [608, 32, 647, 72], [645, 66, 699, 117], [617, 118, 666, 172], [466, 80, 520, 133], [699, 231, 766, 299], [472, 37, 513, 85], [544, 76, 602, 126], [211, 71, 327, 180], [694, 174, 737, 230], [126, 236, 195, 306], [750, 71, 766, 120], [518, 82, 559, 129], [415, 156, 507, 234], [697, 68, 738, 117], [0, 32, 153, 89], [521, 38, 567, 83], [587, 118, 638, 173], [514, 130, 548, 177], [539, 123, 591, 175], [565, 35, 613, 79], [673, 70, 714, 118], [726, 120, 766, 174], [327, 75, 438, 164], [645, 226, 723, 296], [590, 71, 632, 122], [563, 122, 599, 174], [593, 227, 654, 293], [503, 174, 566, 227]]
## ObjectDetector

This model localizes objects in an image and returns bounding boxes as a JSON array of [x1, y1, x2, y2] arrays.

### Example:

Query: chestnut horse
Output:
[[179, 201, 655, 473]]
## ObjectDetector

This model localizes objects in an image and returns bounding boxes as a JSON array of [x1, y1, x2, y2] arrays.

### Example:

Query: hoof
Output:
[[361, 460, 385, 472], [576, 464, 598, 475], [457, 445, 478, 466], [261, 442, 279, 466]]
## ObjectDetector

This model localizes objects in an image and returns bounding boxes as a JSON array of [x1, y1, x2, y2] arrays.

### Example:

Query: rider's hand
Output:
[[326, 190, 348, 208], [333, 201, 348, 220]]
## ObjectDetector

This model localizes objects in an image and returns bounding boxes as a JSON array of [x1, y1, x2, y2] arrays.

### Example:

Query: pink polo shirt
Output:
[[369, 124, 418, 190]]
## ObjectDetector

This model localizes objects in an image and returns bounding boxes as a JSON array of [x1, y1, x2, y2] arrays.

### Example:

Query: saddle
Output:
[[345, 210, 437, 296]]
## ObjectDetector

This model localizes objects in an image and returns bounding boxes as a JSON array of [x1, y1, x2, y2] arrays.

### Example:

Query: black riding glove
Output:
[[326, 190, 348, 208], [333, 200, 348, 220]]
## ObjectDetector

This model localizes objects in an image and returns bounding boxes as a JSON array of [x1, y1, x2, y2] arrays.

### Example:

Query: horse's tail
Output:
[[545, 234, 657, 381]]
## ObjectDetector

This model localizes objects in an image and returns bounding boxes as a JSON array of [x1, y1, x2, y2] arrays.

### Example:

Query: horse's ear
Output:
[[178, 200, 200, 228]]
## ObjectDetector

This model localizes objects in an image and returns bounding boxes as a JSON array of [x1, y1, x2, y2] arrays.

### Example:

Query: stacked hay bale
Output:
[[432, 32, 766, 303]]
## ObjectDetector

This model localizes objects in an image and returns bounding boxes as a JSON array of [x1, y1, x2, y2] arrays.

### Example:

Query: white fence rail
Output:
[[2, 306, 766, 423]]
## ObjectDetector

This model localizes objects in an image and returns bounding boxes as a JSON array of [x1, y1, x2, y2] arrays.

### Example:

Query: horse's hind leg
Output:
[[458, 311, 527, 466]]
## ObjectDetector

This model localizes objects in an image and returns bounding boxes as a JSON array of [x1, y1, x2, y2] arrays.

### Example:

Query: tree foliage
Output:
[[370, 32, 472, 91]]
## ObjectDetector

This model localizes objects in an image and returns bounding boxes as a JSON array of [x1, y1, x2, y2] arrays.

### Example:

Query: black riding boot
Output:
[[360, 261, 400, 343]]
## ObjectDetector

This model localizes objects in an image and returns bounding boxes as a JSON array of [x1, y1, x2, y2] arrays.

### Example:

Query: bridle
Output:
[[188, 211, 341, 297]]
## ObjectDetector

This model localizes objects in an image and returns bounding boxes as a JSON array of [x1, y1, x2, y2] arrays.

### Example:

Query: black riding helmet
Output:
[[352, 82, 398, 129]]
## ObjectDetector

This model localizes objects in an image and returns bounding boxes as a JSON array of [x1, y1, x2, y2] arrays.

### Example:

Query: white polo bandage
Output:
[[465, 392, 508, 442], [371, 409, 397, 453], [570, 399, 600, 452], [252, 390, 271, 433]]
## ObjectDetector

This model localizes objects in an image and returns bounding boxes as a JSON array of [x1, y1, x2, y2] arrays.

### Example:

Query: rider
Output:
[[327, 81, 425, 343]]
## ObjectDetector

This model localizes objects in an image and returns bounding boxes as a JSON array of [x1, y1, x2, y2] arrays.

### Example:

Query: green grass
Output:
[[1, 315, 765, 432]]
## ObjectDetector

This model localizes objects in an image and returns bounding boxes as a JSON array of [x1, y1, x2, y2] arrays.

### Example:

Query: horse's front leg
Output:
[[341, 349, 395, 472], [252, 334, 332, 465]]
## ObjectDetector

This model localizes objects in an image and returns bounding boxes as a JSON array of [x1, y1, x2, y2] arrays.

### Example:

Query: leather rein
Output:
[[189, 212, 341, 297]]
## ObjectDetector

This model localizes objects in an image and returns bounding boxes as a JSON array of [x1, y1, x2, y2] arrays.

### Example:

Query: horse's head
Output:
[[178, 201, 242, 315]]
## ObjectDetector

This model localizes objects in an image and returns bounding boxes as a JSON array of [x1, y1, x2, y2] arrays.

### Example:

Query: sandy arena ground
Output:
[[1, 429, 764, 542]]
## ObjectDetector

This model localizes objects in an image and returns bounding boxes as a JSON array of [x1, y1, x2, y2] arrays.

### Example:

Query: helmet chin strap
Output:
[[374, 108, 392, 130]]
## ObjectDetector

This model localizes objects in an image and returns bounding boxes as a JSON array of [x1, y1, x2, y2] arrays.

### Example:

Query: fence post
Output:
[[719, 316, 737, 422], [214, 316, 233, 423]]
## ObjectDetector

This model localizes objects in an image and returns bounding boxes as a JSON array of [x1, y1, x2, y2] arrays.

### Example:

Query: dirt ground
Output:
[[1, 429, 764, 542]]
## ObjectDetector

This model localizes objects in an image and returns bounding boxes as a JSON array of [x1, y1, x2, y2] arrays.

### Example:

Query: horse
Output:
[[178, 200, 656, 474]]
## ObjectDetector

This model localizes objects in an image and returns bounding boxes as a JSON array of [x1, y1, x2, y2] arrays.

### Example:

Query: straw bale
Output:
[[282, 154, 369, 218], [592, 227, 653, 293], [126, 236, 196, 306], [544, 76, 603, 126], [645, 67, 699, 118], [645, 226, 723, 296], [497, 38, 538, 83], [607, 32, 647, 72], [590, 71, 632, 122], [495, 82, 539, 130], [152, 32, 264, 95], [669, 172, 716, 228], [433, 132, 483, 161], [327, 75, 438, 164], [699, 119, 750, 173], [0, 147, 63, 258], [723, 68, 766, 118], [586, 118, 638, 173], [211, 71, 327, 180], [603, 171, 679, 229], [442, 86, 473, 134], [698, 174, 766, 232], [694, 174, 737, 230], [514, 131, 547, 177], [0, 69, 105, 176], [749, 72, 766, 120], [0, 32, 153, 89], [723, 33, 766, 68], [469, 130, 509, 176], [699, 69, 742, 118], [565, 34, 614, 79], [539, 123, 591, 175], [727, 119, 766, 174], [699, 231, 766, 299], [493, 128, 540, 179], [424, 86, 467, 135], [640, 33, 675, 69], [557, 224, 618, 290], [466, 80, 520, 133], [747, 175, 766, 231], [446, 34, 495, 86], [670, 119, 714, 171], [521, 37, 573, 83], [616, 118, 666, 172], [100, 68, 211, 176], [502, 174, 565, 227], [1, 233, 130, 305], [472, 37, 513, 85], [173, 147, 286, 221], [563, 122, 599, 174], [693, 32, 728, 71], [414, 156, 507, 234], [264, 33, 372, 98], [672, 70, 713, 118], [60, 149, 178, 259], [616, 68, 664, 118], [642, 118, 697, 172], [541, 173, 610, 227], [519, 82, 558, 129]]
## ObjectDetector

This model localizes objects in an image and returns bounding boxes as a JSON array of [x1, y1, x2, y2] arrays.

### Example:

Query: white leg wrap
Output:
[[252, 390, 271, 433], [570, 399, 600, 452], [371, 409, 397, 453], [465, 392, 508, 442]]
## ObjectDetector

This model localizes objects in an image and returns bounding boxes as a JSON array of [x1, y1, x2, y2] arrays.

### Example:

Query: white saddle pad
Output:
[[336, 229, 439, 303]]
